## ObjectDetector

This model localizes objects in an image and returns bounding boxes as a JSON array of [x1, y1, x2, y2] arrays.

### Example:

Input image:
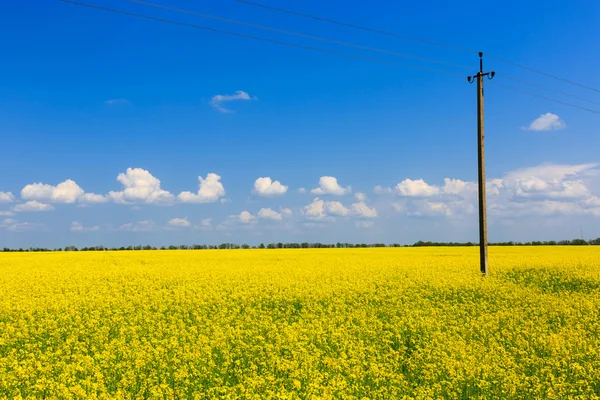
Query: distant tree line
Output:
[[1, 238, 599, 252]]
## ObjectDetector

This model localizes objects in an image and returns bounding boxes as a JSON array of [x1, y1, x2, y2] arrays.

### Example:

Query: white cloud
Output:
[[351, 201, 377, 218], [70, 221, 100, 232], [374, 185, 392, 195], [442, 178, 477, 198], [325, 201, 349, 216], [118, 220, 156, 232], [22, 179, 107, 205], [408, 201, 452, 217], [210, 90, 256, 113], [297, 188, 307, 194], [258, 208, 283, 221], [524, 113, 566, 131], [0, 192, 15, 203], [238, 211, 257, 224], [301, 198, 350, 220], [167, 217, 191, 228], [356, 220, 375, 229], [198, 218, 213, 229], [355, 192, 367, 201], [392, 201, 406, 212], [81, 193, 108, 204], [0, 211, 14, 216], [395, 179, 440, 197], [311, 176, 351, 196], [302, 198, 331, 221], [1, 218, 45, 232], [178, 173, 225, 203], [109, 168, 174, 205], [0, 218, 16, 228], [13, 200, 54, 212], [105, 98, 131, 105], [281, 208, 293, 217], [500, 163, 598, 200], [253, 177, 288, 197]]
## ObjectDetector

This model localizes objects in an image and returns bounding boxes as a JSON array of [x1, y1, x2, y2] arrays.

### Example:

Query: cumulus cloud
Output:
[[501, 163, 597, 200], [210, 90, 256, 113], [355, 192, 367, 201], [239, 211, 257, 224], [81, 193, 108, 204], [302, 198, 331, 221], [178, 173, 225, 203], [311, 176, 351, 196], [302, 198, 354, 221], [221, 211, 257, 226], [0, 219, 45, 232], [258, 208, 283, 221], [374, 185, 392, 195], [524, 113, 566, 131], [351, 201, 377, 218], [356, 220, 375, 229], [385, 163, 600, 219], [408, 201, 452, 217], [13, 200, 54, 212], [167, 218, 191, 228], [0, 192, 15, 203], [118, 220, 156, 232], [253, 177, 288, 197], [21, 179, 106, 205], [325, 201, 349, 216], [70, 221, 100, 232], [395, 179, 440, 197], [297, 188, 307, 194], [109, 168, 174, 205], [198, 218, 213, 229]]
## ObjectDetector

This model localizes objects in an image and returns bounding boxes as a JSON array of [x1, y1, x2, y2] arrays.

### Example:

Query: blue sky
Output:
[[1, 0, 600, 248]]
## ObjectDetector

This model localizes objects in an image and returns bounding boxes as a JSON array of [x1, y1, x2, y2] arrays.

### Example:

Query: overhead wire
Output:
[[233, 0, 600, 94], [232, 0, 479, 54], [132, 0, 599, 106], [60, 0, 600, 114], [499, 74, 600, 106], [129, 0, 471, 70], [59, 0, 464, 77], [487, 56, 600, 94], [489, 82, 600, 115]]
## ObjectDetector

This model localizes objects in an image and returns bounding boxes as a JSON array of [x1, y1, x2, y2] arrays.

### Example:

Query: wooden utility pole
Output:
[[468, 52, 495, 275]]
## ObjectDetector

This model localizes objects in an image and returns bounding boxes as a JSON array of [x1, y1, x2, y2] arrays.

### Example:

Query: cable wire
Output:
[[500, 74, 600, 105], [234, 0, 600, 94], [60, 0, 600, 115], [488, 56, 600, 94], [130, 0, 471, 70], [489, 82, 600, 114], [233, 0, 479, 54], [59, 0, 463, 77]]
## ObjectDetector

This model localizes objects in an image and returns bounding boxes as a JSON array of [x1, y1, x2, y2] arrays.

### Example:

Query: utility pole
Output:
[[468, 52, 495, 275]]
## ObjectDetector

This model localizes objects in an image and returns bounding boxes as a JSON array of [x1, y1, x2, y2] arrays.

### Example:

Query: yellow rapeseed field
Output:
[[1, 247, 600, 399]]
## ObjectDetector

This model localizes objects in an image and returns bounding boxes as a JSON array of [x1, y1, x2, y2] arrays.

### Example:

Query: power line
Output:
[[489, 82, 600, 115], [233, 0, 478, 54], [59, 0, 463, 77], [130, 0, 471, 70], [487, 55, 600, 94], [234, 0, 600, 94], [59, 1, 600, 115], [500, 74, 600, 106]]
